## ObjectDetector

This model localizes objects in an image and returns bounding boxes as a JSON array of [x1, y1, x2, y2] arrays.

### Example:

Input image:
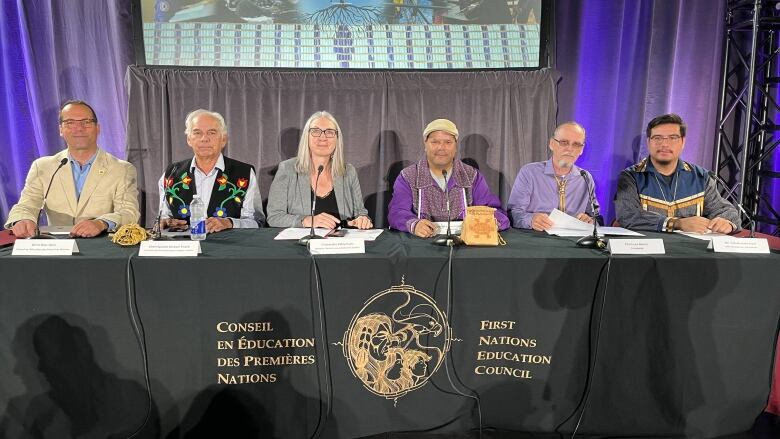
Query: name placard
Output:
[[308, 238, 365, 255], [139, 240, 202, 257], [608, 239, 666, 255], [12, 239, 80, 256], [708, 237, 770, 254]]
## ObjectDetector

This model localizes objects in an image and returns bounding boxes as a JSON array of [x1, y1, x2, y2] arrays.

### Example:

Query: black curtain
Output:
[[125, 67, 559, 226]]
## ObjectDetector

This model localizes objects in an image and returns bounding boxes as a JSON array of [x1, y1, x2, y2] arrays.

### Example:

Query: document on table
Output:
[[597, 227, 644, 237], [675, 231, 729, 241], [338, 229, 384, 241], [39, 225, 72, 235], [161, 230, 191, 238], [274, 227, 331, 240], [433, 221, 462, 235], [545, 209, 643, 237]]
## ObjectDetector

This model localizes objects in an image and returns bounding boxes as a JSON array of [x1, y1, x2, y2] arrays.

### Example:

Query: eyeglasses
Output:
[[189, 129, 221, 138], [61, 119, 96, 128], [649, 135, 682, 144], [309, 128, 338, 138], [553, 138, 584, 149]]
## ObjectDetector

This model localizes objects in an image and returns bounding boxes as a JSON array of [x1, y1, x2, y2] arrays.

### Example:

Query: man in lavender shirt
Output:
[[388, 119, 510, 238], [507, 121, 599, 231]]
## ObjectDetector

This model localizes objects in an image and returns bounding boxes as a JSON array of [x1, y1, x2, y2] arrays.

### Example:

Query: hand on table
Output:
[[206, 217, 233, 234], [348, 215, 373, 229], [413, 219, 437, 238], [676, 216, 733, 234], [303, 213, 340, 230], [70, 219, 107, 238], [10, 219, 37, 238]]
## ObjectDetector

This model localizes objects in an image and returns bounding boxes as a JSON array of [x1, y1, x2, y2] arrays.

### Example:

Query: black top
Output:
[[313, 189, 339, 219]]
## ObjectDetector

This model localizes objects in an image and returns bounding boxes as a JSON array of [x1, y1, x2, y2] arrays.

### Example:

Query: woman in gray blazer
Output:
[[266, 111, 372, 229]]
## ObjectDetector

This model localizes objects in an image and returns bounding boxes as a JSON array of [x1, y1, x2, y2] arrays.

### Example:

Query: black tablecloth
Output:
[[0, 229, 778, 438]]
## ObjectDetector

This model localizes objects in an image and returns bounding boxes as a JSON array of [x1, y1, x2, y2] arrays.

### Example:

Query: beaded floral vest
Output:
[[163, 157, 253, 223]]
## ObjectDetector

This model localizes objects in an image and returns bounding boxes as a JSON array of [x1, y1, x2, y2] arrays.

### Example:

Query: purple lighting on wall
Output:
[[556, 0, 726, 223]]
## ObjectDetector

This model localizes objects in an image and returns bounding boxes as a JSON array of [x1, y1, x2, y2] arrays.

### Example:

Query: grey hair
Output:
[[552, 121, 586, 139], [184, 109, 228, 136], [295, 111, 346, 177]]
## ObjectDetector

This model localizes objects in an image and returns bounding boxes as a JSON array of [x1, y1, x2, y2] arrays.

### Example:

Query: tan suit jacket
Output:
[[4, 149, 140, 229]]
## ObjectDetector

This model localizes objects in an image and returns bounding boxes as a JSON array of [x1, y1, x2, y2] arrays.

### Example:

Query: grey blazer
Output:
[[266, 158, 369, 227]]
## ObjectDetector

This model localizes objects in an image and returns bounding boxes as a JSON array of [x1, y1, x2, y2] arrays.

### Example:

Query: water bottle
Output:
[[189, 194, 207, 241]]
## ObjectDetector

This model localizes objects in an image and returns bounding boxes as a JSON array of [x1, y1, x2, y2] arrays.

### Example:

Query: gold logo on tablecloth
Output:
[[340, 278, 452, 402]]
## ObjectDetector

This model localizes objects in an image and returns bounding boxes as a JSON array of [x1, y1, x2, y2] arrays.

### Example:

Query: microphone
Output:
[[432, 168, 463, 247], [576, 170, 606, 249], [152, 163, 179, 240], [298, 164, 326, 246], [32, 157, 68, 239], [708, 171, 755, 237]]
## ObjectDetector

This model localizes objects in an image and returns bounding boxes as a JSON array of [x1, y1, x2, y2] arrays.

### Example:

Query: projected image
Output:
[[153, 1, 537, 25], [141, 0, 543, 68]]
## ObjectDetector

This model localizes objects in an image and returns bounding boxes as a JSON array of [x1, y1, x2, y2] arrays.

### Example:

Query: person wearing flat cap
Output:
[[388, 118, 510, 238]]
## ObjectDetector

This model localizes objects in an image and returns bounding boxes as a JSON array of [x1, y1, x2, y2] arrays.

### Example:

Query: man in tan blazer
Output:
[[4, 100, 140, 238]]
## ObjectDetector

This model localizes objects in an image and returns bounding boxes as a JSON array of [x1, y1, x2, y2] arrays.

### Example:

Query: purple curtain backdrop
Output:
[[2, 0, 774, 225], [0, 0, 133, 219], [555, 0, 728, 221]]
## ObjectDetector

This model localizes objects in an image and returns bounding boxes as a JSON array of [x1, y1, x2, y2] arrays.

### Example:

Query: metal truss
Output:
[[716, 0, 780, 235]]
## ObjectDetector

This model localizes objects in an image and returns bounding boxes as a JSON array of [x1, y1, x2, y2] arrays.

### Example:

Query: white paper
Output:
[[548, 229, 592, 237], [12, 239, 79, 256], [675, 231, 729, 241], [597, 227, 644, 237], [543, 210, 642, 237], [274, 227, 331, 240], [160, 230, 191, 238], [38, 225, 73, 235], [308, 238, 365, 254], [708, 236, 770, 254], [608, 239, 666, 255], [433, 221, 462, 235], [339, 228, 384, 241], [139, 241, 201, 257], [547, 209, 592, 232]]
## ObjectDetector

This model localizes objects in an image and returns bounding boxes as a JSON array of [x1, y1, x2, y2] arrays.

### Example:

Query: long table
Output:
[[1, 229, 778, 438]]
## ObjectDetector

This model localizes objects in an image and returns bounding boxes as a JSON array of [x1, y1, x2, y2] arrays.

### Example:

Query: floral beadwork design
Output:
[[212, 174, 248, 217], [164, 172, 193, 218]]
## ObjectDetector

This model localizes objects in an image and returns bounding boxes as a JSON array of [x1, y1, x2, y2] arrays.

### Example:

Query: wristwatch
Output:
[[665, 217, 678, 233]]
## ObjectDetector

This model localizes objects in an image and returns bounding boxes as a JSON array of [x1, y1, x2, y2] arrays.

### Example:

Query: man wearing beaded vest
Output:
[[157, 109, 264, 233], [387, 118, 509, 238], [615, 113, 739, 233]]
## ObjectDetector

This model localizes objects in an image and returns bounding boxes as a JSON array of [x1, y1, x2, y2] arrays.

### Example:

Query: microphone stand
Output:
[[299, 165, 326, 246], [576, 170, 606, 249], [432, 168, 463, 247], [709, 172, 756, 238], [31, 157, 68, 239], [151, 164, 179, 240], [150, 209, 172, 240]]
